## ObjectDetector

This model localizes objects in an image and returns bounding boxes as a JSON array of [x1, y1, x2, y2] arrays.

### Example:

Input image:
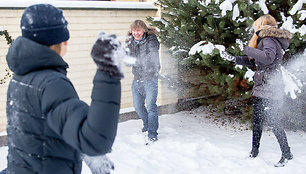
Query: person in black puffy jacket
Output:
[[126, 20, 160, 142], [5, 4, 123, 174]]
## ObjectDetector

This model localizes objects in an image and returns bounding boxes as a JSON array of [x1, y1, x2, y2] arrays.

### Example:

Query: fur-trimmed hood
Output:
[[147, 27, 158, 35], [257, 26, 292, 50], [126, 27, 158, 45], [258, 26, 292, 39], [127, 27, 158, 36]]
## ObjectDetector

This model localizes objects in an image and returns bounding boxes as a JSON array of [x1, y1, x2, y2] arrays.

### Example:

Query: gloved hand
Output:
[[91, 32, 125, 79], [243, 45, 251, 55], [82, 154, 115, 174], [123, 36, 137, 67], [123, 56, 137, 67], [122, 46, 136, 67], [220, 50, 236, 62]]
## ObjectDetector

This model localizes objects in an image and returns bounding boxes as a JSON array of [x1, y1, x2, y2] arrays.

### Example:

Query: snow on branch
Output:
[[256, 0, 269, 14], [289, 0, 306, 15], [189, 41, 225, 56]]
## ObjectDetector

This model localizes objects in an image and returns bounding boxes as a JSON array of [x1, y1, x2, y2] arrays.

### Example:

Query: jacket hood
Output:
[[258, 26, 292, 50], [147, 27, 158, 35], [127, 27, 158, 37], [126, 27, 158, 46], [6, 36, 68, 75]]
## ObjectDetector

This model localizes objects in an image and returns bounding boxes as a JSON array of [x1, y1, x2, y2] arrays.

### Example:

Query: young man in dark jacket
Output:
[[5, 4, 123, 174], [126, 20, 160, 142]]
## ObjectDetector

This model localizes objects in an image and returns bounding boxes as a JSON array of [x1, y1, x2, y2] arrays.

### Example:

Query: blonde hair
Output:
[[248, 14, 277, 48], [129, 20, 148, 33]]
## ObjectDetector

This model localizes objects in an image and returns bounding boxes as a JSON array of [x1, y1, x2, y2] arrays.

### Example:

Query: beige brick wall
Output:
[[0, 6, 178, 132]]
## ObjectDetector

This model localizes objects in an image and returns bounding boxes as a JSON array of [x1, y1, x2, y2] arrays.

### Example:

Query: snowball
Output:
[[235, 65, 243, 69], [245, 68, 254, 82]]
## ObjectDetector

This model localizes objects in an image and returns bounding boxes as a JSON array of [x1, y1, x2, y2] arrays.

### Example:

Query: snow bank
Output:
[[0, 131, 7, 136], [2, 107, 306, 173], [91, 107, 306, 174]]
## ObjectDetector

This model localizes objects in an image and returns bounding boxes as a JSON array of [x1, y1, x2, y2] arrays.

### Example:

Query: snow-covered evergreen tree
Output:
[[148, 0, 305, 120]]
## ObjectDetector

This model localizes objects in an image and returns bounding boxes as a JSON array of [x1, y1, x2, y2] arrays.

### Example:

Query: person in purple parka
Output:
[[221, 14, 293, 167]]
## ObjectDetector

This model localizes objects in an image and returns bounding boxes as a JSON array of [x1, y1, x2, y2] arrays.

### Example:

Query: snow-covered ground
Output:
[[1, 106, 305, 174]]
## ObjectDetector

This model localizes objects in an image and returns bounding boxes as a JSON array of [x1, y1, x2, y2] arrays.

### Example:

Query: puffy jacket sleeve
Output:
[[243, 37, 277, 65], [147, 34, 160, 75], [43, 70, 121, 156], [235, 55, 255, 67]]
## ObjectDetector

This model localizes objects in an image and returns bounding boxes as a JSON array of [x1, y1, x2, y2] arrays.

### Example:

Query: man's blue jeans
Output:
[[0, 168, 7, 174], [132, 79, 158, 139]]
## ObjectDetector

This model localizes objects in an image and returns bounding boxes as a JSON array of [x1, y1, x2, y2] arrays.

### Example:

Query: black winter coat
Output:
[[235, 27, 292, 99], [6, 37, 121, 174], [126, 29, 160, 80]]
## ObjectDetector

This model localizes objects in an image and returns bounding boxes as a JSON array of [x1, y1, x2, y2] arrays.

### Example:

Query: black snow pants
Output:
[[252, 97, 291, 155]]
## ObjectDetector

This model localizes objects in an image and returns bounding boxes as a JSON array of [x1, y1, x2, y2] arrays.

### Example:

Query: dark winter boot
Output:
[[274, 150, 293, 167], [148, 137, 158, 142], [145, 137, 158, 145], [249, 148, 259, 158], [141, 127, 148, 132]]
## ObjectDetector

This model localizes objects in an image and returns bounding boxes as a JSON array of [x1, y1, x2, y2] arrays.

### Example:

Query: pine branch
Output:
[[0, 29, 14, 85]]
